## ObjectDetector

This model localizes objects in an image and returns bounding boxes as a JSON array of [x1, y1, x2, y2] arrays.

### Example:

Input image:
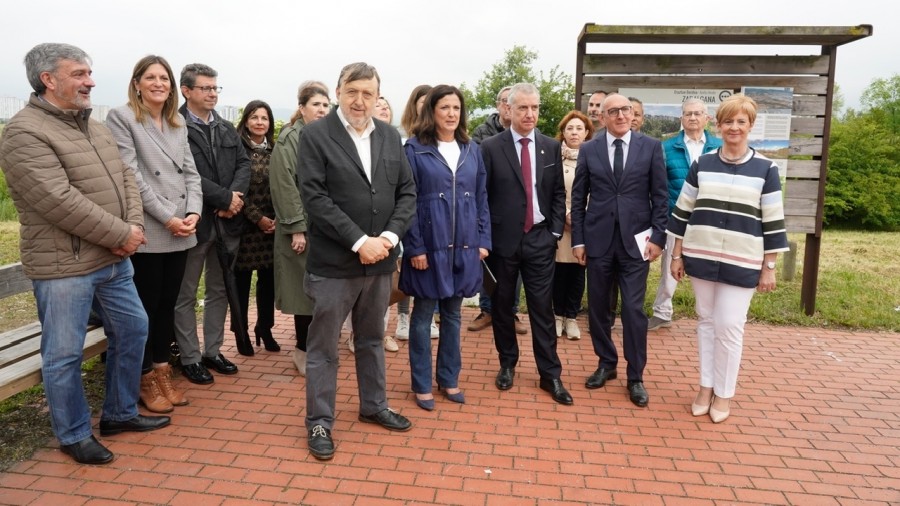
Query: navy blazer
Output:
[[570, 131, 668, 259], [481, 129, 565, 257]]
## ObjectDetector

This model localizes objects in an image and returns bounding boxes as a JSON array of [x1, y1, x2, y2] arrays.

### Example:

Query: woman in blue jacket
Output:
[[400, 85, 491, 411]]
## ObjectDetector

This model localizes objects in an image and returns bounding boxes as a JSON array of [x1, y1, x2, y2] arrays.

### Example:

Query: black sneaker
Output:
[[308, 425, 335, 460]]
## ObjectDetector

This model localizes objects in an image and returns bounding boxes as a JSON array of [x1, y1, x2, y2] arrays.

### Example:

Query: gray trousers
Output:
[[304, 272, 391, 431], [174, 236, 238, 365]]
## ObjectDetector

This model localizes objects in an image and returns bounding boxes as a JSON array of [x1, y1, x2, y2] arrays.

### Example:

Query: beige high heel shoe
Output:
[[691, 388, 713, 416], [709, 396, 731, 423]]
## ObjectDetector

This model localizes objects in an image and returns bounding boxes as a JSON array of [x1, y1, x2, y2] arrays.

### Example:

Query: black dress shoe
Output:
[[627, 380, 649, 407], [182, 362, 214, 385], [202, 354, 238, 375], [585, 368, 617, 389], [539, 378, 574, 405], [60, 435, 113, 465], [495, 367, 515, 390], [308, 425, 335, 460], [100, 414, 171, 436], [358, 408, 412, 432]]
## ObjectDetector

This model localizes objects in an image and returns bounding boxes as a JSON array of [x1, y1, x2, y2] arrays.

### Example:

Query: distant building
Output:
[[0, 97, 26, 121], [92, 104, 111, 123], [218, 105, 240, 123]]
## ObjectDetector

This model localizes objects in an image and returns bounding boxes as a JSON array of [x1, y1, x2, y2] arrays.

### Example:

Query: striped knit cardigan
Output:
[[666, 149, 789, 289]]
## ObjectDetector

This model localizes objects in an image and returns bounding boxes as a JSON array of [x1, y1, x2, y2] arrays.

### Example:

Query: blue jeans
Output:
[[33, 259, 148, 445], [409, 296, 462, 394]]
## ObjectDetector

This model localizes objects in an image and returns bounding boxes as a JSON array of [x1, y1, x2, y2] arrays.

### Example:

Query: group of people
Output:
[[0, 42, 788, 465]]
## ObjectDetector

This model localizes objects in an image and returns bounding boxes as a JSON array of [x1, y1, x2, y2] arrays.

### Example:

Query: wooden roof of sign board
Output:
[[578, 25, 873, 46]]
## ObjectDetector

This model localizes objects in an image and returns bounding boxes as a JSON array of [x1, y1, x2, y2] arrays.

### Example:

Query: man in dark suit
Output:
[[297, 62, 417, 461], [571, 93, 668, 407], [481, 82, 572, 405]]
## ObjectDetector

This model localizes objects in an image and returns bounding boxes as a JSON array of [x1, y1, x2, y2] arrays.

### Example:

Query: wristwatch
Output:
[[765, 261, 776, 270]]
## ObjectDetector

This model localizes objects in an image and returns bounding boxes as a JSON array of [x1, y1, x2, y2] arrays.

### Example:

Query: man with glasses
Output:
[[648, 98, 722, 331], [570, 93, 668, 408], [174, 63, 250, 385]]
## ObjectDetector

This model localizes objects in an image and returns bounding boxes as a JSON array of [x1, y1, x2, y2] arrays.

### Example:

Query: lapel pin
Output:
[[540, 150, 544, 155]]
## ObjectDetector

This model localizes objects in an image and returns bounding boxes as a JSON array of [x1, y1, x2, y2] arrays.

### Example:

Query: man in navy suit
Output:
[[571, 93, 668, 407], [481, 82, 572, 405]]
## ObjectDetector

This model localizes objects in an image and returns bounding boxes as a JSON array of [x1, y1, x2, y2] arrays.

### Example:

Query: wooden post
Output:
[[782, 241, 798, 281]]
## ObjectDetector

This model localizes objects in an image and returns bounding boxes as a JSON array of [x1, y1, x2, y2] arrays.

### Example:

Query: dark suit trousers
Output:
[[586, 227, 650, 381], [489, 224, 562, 380]]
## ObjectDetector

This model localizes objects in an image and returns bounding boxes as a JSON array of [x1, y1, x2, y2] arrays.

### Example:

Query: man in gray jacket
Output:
[[0, 43, 170, 465], [298, 62, 416, 461]]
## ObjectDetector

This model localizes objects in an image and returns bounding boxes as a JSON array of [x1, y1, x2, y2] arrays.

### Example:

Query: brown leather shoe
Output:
[[139, 371, 173, 413], [514, 315, 528, 335], [154, 365, 188, 406], [467, 312, 492, 331]]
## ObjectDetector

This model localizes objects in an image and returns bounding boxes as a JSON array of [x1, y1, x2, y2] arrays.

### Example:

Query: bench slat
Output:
[[0, 321, 43, 351]]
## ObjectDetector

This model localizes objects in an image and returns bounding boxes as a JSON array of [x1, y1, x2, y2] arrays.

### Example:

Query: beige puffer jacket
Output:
[[0, 94, 143, 280]]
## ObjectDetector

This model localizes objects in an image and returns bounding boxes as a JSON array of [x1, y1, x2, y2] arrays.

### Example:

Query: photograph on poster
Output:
[[742, 86, 794, 177], [618, 88, 731, 141]]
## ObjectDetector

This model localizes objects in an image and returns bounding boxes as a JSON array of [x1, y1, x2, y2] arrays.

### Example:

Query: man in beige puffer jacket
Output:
[[0, 43, 170, 465]]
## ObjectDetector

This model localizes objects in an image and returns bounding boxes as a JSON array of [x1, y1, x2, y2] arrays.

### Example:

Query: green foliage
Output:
[[0, 172, 18, 222], [461, 46, 574, 138], [825, 75, 900, 231]]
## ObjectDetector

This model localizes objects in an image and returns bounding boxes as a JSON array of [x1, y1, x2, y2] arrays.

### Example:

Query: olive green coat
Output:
[[269, 119, 313, 315]]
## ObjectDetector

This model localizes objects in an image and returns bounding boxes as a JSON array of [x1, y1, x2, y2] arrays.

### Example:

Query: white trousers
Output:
[[691, 277, 755, 399], [651, 234, 678, 320]]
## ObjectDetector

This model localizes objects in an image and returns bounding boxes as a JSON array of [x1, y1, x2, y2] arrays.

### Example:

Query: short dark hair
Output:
[[237, 100, 275, 146], [415, 84, 469, 146], [180, 63, 217, 89], [24, 43, 91, 94]]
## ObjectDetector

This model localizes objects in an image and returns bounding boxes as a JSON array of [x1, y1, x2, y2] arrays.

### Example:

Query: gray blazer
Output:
[[298, 110, 416, 278], [107, 105, 203, 253]]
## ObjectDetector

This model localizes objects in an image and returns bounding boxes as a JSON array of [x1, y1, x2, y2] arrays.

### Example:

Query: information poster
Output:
[[618, 88, 732, 141], [741, 86, 794, 178]]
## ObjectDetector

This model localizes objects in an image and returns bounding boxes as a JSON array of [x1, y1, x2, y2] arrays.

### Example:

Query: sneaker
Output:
[[384, 335, 399, 352], [308, 425, 335, 460], [292, 349, 307, 376], [347, 334, 355, 353], [395, 313, 410, 340], [647, 316, 672, 331], [514, 315, 527, 335], [555, 316, 564, 338], [430, 317, 439, 339], [467, 312, 492, 332], [564, 318, 581, 340]]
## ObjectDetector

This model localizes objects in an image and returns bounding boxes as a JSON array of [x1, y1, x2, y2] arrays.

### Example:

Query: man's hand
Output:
[[644, 242, 663, 262], [573, 246, 586, 266], [113, 225, 147, 256], [229, 191, 244, 214], [291, 232, 306, 254], [358, 237, 390, 265]]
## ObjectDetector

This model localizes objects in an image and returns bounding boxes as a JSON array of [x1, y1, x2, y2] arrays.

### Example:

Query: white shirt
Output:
[[336, 108, 399, 252], [510, 129, 546, 226], [438, 140, 461, 173], [685, 131, 707, 164], [605, 130, 632, 173]]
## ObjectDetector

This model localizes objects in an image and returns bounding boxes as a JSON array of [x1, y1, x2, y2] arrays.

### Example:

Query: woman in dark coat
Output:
[[400, 85, 491, 410], [234, 100, 279, 352]]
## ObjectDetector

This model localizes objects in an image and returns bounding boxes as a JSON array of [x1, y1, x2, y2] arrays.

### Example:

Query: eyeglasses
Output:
[[191, 86, 222, 95], [604, 105, 632, 117], [683, 111, 706, 117]]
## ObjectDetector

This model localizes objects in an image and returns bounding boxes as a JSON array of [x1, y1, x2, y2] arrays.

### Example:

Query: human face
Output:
[[681, 103, 709, 138], [374, 97, 391, 123], [181, 75, 218, 115], [299, 93, 329, 125], [415, 94, 427, 115], [245, 107, 270, 144], [497, 89, 512, 128], [135, 63, 171, 110], [630, 101, 644, 132], [587, 92, 606, 128], [509, 91, 539, 136], [603, 94, 633, 138], [434, 93, 461, 142], [562, 117, 588, 150], [717, 112, 753, 148], [336, 77, 378, 132], [42, 59, 95, 111]]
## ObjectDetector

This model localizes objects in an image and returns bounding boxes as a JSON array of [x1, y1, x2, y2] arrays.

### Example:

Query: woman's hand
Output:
[[479, 248, 489, 260], [410, 254, 428, 270], [291, 232, 306, 254], [757, 268, 777, 293], [257, 216, 276, 234], [670, 257, 685, 281]]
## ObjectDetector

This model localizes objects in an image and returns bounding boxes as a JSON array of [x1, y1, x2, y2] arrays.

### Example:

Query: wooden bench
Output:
[[0, 262, 107, 401]]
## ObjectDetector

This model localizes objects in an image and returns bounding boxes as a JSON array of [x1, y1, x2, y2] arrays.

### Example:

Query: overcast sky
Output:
[[1, 0, 891, 121]]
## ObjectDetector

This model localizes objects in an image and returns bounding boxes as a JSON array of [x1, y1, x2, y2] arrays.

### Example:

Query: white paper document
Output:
[[634, 228, 652, 261]]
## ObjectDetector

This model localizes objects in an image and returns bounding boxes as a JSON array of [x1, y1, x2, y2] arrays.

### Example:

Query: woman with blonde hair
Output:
[[668, 94, 789, 423]]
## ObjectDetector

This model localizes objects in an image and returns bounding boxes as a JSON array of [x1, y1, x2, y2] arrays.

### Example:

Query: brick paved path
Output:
[[2, 307, 898, 505]]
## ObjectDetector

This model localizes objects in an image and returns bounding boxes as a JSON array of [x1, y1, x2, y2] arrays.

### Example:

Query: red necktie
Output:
[[520, 138, 533, 233]]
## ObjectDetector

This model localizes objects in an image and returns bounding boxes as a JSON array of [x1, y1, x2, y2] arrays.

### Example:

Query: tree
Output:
[[861, 74, 900, 135], [461, 46, 574, 138]]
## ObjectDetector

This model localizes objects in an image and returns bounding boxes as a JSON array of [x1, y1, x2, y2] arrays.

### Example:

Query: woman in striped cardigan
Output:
[[667, 94, 789, 423]]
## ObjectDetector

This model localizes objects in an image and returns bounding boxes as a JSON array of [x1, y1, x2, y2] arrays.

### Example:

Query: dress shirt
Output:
[[606, 130, 632, 172], [510, 129, 546, 226], [685, 132, 707, 164]]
